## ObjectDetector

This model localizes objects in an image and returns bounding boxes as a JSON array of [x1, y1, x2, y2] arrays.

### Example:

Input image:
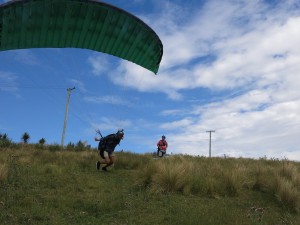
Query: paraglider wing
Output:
[[0, 0, 163, 74]]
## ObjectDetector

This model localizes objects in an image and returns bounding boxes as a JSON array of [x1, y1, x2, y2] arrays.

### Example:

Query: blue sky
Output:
[[1, 0, 300, 160]]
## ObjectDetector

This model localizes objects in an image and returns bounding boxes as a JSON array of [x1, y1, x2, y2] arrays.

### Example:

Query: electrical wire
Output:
[[0, 84, 65, 89]]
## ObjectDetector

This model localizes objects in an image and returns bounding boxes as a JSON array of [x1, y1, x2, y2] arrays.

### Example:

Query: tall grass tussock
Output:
[[137, 157, 242, 197], [136, 156, 300, 211]]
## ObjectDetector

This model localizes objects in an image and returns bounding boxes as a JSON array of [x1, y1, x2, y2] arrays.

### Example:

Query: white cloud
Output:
[[108, 61, 184, 100], [88, 54, 112, 76], [160, 109, 187, 116], [160, 118, 193, 130], [84, 95, 129, 106], [0, 71, 18, 92]]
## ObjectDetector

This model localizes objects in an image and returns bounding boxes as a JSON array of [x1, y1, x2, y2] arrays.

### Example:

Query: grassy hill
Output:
[[1, 146, 300, 225]]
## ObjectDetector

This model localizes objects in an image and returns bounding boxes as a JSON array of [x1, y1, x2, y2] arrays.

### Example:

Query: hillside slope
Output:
[[0, 148, 299, 224]]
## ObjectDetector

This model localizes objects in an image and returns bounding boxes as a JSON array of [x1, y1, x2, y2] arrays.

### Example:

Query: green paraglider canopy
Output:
[[0, 0, 163, 74]]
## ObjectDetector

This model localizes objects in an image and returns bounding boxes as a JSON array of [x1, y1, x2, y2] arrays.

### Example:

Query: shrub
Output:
[[0, 133, 13, 148], [66, 142, 75, 151], [48, 144, 61, 152], [75, 141, 85, 151], [0, 139, 12, 148]]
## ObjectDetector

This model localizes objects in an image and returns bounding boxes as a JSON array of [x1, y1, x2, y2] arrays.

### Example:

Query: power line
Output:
[[0, 84, 65, 89]]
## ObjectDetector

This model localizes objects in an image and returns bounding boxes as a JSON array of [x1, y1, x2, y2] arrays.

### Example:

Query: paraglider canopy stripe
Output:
[[0, 0, 163, 74]]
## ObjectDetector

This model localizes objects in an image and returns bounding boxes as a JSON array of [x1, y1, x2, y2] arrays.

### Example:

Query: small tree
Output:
[[75, 140, 85, 151], [37, 138, 46, 149], [39, 138, 46, 146], [66, 142, 75, 151], [21, 132, 30, 144]]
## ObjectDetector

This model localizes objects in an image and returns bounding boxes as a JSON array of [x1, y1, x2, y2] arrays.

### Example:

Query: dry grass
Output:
[[0, 163, 8, 182]]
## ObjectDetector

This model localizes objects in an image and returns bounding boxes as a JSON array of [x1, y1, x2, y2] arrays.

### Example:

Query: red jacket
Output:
[[157, 139, 168, 151]]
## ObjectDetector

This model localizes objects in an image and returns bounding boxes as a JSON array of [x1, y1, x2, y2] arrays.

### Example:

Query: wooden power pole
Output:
[[61, 87, 75, 148], [206, 130, 215, 157]]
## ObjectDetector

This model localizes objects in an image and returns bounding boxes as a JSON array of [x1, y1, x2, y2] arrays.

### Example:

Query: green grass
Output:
[[1, 147, 300, 224]]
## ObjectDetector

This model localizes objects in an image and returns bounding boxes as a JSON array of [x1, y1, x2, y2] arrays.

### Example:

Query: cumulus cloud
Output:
[[88, 54, 113, 76], [88, 1, 300, 99], [159, 1, 300, 159]]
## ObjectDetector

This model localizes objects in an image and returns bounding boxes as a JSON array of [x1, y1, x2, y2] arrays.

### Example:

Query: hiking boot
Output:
[[96, 161, 100, 170], [102, 167, 108, 172]]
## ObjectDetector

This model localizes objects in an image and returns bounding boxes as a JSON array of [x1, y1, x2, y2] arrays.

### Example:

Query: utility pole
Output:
[[206, 130, 215, 157], [61, 87, 75, 148]]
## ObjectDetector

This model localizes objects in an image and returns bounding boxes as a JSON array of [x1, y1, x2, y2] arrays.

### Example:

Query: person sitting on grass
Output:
[[95, 129, 124, 172]]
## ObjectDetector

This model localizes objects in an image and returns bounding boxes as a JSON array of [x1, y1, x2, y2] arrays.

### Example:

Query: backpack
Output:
[[98, 137, 106, 150], [98, 134, 116, 150]]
